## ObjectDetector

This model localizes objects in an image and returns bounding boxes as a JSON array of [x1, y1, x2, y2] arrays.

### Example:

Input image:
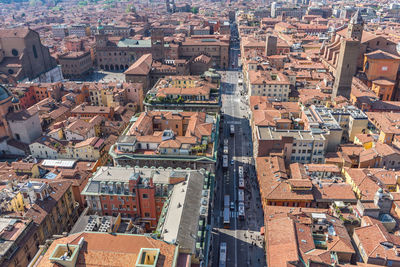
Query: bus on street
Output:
[[238, 166, 244, 178], [222, 155, 228, 169], [224, 195, 230, 208], [230, 124, 235, 135], [219, 242, 227, 267], [223, 138, 229, 154], [238, 165, 244, 188], [238, 189, 244, 202], [239, 178, 244, 189], [238, 202, 245, 220], [223, 145, 229, 155], [223, 208, 230, 228]]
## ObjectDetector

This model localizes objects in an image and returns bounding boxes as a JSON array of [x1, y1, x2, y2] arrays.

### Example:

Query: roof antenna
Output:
[[66, 243, 72, 257]]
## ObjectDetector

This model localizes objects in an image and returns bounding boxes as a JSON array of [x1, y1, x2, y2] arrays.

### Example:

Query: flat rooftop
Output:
[[83, 166, 206, 195], [258, 127, 325, 141]]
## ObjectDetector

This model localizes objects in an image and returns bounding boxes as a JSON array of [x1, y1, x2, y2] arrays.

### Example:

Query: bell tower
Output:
[[346, 9, 364, 41], [332, 9, 364, 99]]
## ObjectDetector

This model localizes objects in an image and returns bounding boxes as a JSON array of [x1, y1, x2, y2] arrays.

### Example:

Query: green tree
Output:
[[191, 6, 198, 14], [126, 4, 135, 13]]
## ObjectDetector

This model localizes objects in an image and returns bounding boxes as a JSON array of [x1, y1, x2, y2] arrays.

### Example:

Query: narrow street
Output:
[[210, 22, 266, 267]]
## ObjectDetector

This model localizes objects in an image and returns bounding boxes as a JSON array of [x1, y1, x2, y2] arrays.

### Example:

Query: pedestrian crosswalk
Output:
[[226, 121, 242, 125]]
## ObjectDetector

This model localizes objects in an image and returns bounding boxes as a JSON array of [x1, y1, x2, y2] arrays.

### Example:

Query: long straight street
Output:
[[210, 21, 266, 267]]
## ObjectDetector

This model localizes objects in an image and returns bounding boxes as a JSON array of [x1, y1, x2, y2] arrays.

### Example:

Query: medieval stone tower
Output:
[[151, 29, 165, 61], [265, 35, 277, 56], [347, 9, 364, 40], [332, 9, 364, 99]]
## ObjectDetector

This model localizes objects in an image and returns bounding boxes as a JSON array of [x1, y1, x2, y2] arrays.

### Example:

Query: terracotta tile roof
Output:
[[366, 112, 400, 135], [265, 207, 354, 266], [124, 111, 212, 153], [65, 119, 93, 136], [32, 135, 64, 151], [252, 110, 282, 127], [365, 49, 400, 60], [340, 145, 364, 157], [256, 157, 314, 202], [248, 70, 290, 85], [11, 161, 35, 171], [355, 134, 375, 144], [312, 183, 357, 202], [305, 164, 340, 173], [124, 53, 153, 75], [345, 168, 380, 201], [159, 139, 181, 148], [266, 216, 300, 267], [354, 221, 400, 262], [360, 143, 400, 162], [71, 104, 112, 114], [73, 137, 103, 148], [289, 163, 308, 180], [25, 181, 72, 225], [298, 89, 330, 105], [37, 232, 177, 267]]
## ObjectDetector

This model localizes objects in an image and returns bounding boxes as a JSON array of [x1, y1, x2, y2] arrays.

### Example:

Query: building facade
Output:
[[0, 28, 58, 81], [58, 51, 93, 79]]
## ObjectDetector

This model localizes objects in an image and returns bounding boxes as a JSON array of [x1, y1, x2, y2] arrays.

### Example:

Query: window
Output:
[[12, 49, 18, 56], [142, 194, 148, 199], [103, 204, 107, 209], [144, 212, 150, 217], [33, 45, 38, 58]]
